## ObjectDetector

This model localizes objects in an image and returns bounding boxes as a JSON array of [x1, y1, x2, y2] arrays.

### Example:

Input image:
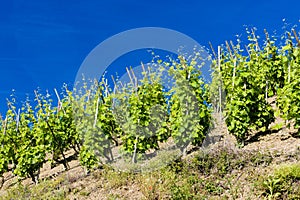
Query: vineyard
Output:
[[1, 28, 300, 199]]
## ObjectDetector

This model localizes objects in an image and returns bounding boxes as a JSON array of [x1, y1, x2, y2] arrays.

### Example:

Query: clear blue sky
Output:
[[0, 0, 299, 114]]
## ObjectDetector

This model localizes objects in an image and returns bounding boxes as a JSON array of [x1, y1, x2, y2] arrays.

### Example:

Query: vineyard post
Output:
[[225, 41, 236, 91], [265, 80, 268, 102], [15, 108, 20, 132], [217, 46, 222, 118], [287, 32, 293, 85], [252, 28, 260, 51], [54, 88, 65, 114], [2, 116, 7, 144], [86, 89, 91, 102], [0, 116, 8, 188], [132, 133, 138, 163], [1, 116, 8, 174], [126, 67, 134, 86], [292, 29, 300, 47], [34, 90, 70, 170], [286, 32, 294, 126], [264, 29, 270, 102], [232, 59, 236, 91], [100, 81, 116, 161], [111, 75, 118, 93], [244, 45, 250, 57], [92, 95, 112, 162], [93, 96, 100, 129], [288, 63, 291, 84], [102, 78, 110, 97], [208, 42, 219, 113], [141, 62, 147, 77], [209, 42, 217, 59], [130, 66, 138, 89]]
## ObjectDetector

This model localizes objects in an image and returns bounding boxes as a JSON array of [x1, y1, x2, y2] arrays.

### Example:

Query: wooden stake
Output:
[[292, 29, 300, 47], [3, 116, 7, 137], [16, 108, 20, 131], [265, 80, 268, 102], [232, 59, 236, 90], [126, 67, 134, 86], [132, 135, 138, 163], [288, 63, 291, 84], [141, 62, 146, 74], [244, 45, 251, 57], [218, 46, 222, 115], [103, 79, 110, 97], [225, 41, 234, 59], [264, 29, 270, 42], [209, 42, 217, 59], [111, 75, 118, 93], [230, 40, 237, 55], [130, 66, 138, 88], [54, 88, 65, 114], [93, 96, 99, 128], [251, 28, 260, 51]]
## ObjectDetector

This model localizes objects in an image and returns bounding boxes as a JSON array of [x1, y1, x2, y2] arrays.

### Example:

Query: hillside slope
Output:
[[1, 111, 300, 200]]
